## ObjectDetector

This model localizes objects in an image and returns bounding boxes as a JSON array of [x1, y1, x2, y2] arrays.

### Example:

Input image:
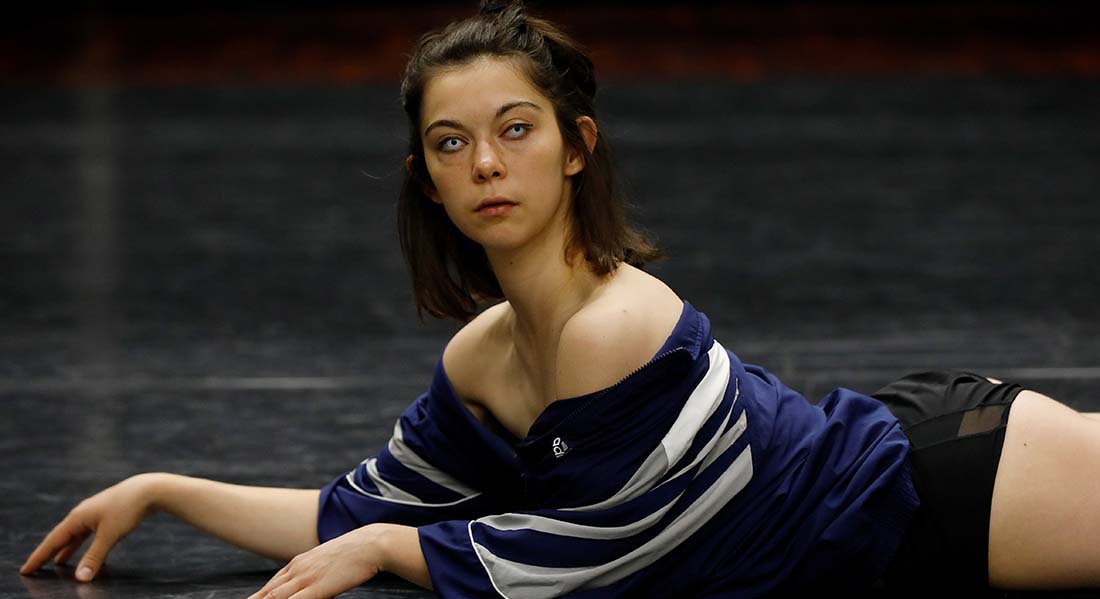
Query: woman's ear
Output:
[[407, 154, 443, 204], [564, 116, 598, 176], [578, 116, 598, 154]]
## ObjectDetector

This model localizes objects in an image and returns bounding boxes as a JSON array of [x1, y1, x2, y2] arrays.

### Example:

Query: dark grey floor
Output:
[[3, 78, 1099, 597]]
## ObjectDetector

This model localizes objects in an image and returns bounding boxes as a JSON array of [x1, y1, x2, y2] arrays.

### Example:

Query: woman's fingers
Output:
[[53, 533, 90, 565], [20, 512, 121, 582], [248, 568, 293, 599], [20, 516, 86, 574], [74, 529, 120, 582], [21, 479, 154, 580], [287, 588, 321, 599]]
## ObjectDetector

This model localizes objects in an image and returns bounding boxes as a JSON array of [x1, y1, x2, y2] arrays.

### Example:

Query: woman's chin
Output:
[[478, 236, 529, 254], [458, 217, 557, 256], [452, 224, 521, 250]]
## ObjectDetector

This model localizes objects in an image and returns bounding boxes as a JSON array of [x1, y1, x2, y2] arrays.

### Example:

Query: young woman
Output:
[[19, 2, 1100, 597]]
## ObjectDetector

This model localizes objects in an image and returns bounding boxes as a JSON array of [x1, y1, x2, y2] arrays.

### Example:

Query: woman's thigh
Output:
[[989, 389, 1100, 589]]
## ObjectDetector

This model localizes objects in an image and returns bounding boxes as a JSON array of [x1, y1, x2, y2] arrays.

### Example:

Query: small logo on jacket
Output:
[[552, 436, 571, 458]]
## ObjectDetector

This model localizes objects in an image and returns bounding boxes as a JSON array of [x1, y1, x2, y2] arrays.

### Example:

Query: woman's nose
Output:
[[472, 141, 505, 181]]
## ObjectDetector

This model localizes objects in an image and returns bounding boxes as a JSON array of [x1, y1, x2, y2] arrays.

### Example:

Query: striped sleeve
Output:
[[317, 364, 522, 542], [419, 341, 751, 599]]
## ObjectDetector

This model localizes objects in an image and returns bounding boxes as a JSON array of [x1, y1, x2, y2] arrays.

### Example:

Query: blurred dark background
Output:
[[5, 2, 1100, 84], [3, 2, 1099, 597]]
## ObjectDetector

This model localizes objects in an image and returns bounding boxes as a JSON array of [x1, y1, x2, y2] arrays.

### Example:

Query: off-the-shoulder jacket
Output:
[[318, 301, 920, 598]]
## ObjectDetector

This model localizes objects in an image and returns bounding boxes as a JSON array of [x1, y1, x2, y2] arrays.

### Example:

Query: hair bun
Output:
[[478, 0, 523, 17]]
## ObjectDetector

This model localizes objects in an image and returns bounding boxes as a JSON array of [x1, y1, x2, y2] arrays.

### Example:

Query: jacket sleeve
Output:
[[317, 358, 522, 543]]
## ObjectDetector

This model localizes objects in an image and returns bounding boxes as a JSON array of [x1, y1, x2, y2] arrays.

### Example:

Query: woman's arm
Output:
[[149, 473, 320, 561], [20, 472, 320, 581], [156, 477, 436, 593]]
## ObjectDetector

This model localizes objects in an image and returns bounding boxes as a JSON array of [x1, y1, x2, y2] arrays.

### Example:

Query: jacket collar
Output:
[[514, 300, 710, 459], [430, 300, 712, 463]]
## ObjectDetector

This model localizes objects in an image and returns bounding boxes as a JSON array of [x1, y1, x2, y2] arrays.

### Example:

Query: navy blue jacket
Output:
[[317, 301, 920, 598]]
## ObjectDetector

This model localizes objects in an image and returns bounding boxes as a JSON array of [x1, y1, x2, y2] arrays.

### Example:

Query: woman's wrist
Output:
[[370, 523, 397, 572], [370, 523, 432, 589], [131, 472, 180, 513]]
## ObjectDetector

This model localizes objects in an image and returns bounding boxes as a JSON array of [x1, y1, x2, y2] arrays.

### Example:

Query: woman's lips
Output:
[[478, 203, 515, 217], [476, 196, 517, 216]]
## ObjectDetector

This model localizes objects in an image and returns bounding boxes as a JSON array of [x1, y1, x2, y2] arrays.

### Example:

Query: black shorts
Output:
[[868, 370, 1024, 593]]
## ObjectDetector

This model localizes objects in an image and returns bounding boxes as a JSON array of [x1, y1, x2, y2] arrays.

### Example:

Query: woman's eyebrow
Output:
[[423, 100, 542, 137]]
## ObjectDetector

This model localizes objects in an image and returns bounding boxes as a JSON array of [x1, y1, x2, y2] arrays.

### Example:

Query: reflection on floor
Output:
[[3, 78, 1098, 597]]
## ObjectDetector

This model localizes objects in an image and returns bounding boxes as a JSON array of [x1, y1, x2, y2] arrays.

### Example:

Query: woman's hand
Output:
[[19, 473, 163, 582], [247, 524, 390, 599]]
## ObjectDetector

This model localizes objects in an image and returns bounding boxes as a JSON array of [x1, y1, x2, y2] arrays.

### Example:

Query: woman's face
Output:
[[415, 55, 587, 253]]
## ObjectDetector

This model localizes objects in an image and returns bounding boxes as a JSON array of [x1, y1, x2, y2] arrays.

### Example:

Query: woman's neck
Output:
[[484, 220, 607, 352]]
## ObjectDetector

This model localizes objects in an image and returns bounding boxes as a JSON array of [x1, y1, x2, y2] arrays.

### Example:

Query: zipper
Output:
[[519, 345, 689, 451]]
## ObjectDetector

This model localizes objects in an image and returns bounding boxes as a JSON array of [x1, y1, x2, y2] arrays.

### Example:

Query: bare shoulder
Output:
[[556, 265, 684, 400], [441, 301, 509, 423]]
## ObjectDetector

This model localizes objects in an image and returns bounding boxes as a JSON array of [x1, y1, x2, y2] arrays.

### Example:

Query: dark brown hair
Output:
[[397, 0, 662, 323]]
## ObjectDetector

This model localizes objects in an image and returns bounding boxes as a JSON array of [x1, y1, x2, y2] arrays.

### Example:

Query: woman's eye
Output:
[[436, 125, 528, 153], [505, 123, 531, 138], [437, 137, 466, 152]]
